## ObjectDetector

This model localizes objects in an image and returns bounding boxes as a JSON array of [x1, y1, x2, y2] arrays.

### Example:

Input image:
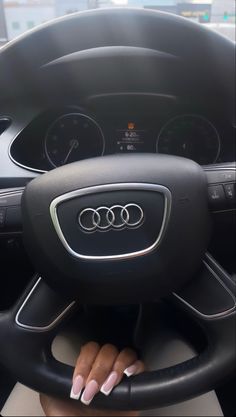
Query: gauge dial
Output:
[[157, 115, 220, 165], [45, 113, 105, 168]]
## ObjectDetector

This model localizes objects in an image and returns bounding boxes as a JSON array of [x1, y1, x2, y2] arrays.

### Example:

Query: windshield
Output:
[[0, 0, 235, 47]]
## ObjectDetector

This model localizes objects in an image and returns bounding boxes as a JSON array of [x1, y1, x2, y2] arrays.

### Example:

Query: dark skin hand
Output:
[[40, 342, 145, 416]]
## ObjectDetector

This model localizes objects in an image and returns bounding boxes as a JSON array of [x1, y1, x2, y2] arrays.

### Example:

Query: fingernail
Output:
[[100, 371, 118, 396], [124, 363, 138, 377], [81, 380, 99, 405], [70, 375, 84, 400]]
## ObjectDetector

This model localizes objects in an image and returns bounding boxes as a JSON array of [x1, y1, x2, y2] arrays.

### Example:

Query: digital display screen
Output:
[[116, 122, 149, 153]]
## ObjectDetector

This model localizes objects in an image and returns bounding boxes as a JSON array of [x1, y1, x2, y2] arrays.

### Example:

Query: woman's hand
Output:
[[71, 341, 144, 403], [40, 341, 145, 416]]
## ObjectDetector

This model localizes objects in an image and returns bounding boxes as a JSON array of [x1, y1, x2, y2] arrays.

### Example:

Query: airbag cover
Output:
[[22, 154, 209, 304]]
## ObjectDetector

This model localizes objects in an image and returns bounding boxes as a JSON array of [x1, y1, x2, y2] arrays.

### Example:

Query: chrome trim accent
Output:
[[173, 261, 236, 320], [205, 252, 236, 288], [123, 203, 144, 227], [78, 203, 144, 231], [8, 133, 47, 174], [50, 183, 172, 261], [15, 278, 76, 332]]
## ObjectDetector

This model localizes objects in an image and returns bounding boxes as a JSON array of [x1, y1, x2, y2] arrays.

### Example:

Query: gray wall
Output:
[[55, 0, 88, 17], [211, 0, 235, 23]]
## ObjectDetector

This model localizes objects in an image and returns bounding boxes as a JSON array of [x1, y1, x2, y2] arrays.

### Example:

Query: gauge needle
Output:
[[63, 140, 78, 164]]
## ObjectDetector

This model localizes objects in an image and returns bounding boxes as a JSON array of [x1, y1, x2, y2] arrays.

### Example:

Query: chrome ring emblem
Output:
[[78, 204, 144, 232]]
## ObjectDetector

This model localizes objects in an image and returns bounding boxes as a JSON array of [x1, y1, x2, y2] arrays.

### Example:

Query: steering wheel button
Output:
[[224, 183, 235, 200], [208, 185, 225, 208]]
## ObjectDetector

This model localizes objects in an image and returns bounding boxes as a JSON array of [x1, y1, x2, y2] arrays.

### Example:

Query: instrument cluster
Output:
[[10, 108, 222, 172]]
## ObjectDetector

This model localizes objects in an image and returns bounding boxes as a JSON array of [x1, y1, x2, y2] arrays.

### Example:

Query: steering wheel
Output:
[[0, 8, 235, 411]]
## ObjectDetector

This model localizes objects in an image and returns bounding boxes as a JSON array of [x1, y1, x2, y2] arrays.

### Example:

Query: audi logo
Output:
[[78, 204, 144, 232]]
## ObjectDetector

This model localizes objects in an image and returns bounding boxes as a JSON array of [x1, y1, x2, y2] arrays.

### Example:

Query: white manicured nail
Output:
[[100, 371, 118, 396], [81, 380, 99, 405], [70, 375, 84, 400], [124, 363, 138, 377]]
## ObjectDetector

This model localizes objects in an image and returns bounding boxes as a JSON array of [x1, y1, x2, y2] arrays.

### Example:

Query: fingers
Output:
[[70, 342, 145, 407], [81, 344, 119, 405], [70, 342, 100, 400], [71, 342, 119, 404]]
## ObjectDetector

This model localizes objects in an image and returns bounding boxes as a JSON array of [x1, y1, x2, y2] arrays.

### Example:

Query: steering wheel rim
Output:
[[0, 261, 235, 410], [0, 8, 235, 411]]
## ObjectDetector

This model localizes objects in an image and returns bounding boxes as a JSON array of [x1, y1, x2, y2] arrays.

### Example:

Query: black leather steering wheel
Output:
[[0, 8, 235, 411]]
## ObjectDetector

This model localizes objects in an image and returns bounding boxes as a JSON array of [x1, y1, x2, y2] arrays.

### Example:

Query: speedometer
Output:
[[156, 115, 220, 165], [45, 113, 105, 168]]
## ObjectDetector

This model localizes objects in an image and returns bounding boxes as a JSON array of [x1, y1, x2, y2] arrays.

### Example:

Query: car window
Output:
[[0, 0, 235, 48]]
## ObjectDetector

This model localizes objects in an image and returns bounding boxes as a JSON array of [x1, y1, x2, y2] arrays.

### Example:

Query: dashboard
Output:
[[7, 97, 234, 174], [0, 7, 235, 183]]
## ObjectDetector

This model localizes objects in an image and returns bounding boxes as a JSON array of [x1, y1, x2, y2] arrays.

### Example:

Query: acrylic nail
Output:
[[100, 371, 118, 396], [81, 380, 99, 405], [124, 363, 139, 377], [70, 375, 84, 400]]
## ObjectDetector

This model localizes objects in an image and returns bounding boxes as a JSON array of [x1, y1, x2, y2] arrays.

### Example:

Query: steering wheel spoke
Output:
[[0, 276, 78, 397], [173, 255, 235, 320], [14, 276, 76, 332]]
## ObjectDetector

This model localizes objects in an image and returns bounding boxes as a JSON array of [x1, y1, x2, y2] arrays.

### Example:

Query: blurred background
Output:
[[0, 0, 235, 47]]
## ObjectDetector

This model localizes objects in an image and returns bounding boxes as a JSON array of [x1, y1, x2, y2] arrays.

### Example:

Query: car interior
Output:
[[0, 7, 235, 416]]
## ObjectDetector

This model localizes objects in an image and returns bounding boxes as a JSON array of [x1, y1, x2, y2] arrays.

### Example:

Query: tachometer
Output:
[[45, 113, 105, 167], [156, 115, 220, 165]]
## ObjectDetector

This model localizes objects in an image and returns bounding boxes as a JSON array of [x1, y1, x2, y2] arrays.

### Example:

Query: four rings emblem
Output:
[[78, 204, 144, 232]]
